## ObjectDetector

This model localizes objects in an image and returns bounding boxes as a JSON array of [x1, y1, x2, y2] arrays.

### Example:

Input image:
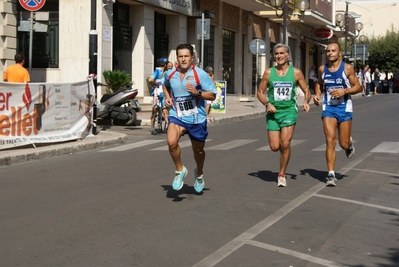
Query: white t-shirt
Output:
[[364, 71, 371, 84]]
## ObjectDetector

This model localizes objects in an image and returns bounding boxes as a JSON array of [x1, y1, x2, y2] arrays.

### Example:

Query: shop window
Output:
[[222, 29, 235, 94], [204, 26, 215, 70], [17, 0, 59, 68], [154, 12, 169, 63]]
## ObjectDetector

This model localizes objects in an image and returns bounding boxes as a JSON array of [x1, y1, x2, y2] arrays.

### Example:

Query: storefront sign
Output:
[[137, 0, 192, 16], [314, 28, 333, 40], [0, 80, 95, 150]]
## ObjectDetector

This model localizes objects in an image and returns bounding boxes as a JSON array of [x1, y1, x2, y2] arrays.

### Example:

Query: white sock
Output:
[[328, 170, 335, 177]]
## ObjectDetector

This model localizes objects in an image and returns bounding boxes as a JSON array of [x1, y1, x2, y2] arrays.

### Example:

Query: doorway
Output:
[[113, 2, 132, 75]]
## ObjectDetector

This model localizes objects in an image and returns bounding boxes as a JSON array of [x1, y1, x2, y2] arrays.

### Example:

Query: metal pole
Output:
[[201, 12, 205, 69], [28, 11, 33, 74], [362, 45, 365, 65], [255, 40, 259, 108], [344, 3, 349, 62], [89, 0, 98, 135], [283, 0, 287, 44], [354, 41, 357, 67]]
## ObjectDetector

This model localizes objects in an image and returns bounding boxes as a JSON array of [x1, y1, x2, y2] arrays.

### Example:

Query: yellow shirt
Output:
[[3, 64, 30, 83]]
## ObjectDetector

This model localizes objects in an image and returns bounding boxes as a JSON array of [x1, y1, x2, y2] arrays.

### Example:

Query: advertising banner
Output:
[[211, 80, 226, 113], [0, 80, 95, 150]]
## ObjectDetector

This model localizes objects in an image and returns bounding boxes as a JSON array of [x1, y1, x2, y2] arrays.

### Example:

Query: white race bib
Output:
[[326, 86, 344, 105], [174, 95, 198, 117], [273, 82, 293, 101]]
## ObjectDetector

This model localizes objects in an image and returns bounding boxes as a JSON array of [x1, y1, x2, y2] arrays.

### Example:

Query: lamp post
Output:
[[358, 34, 367, 65], [344, 2, 349, 62], [353, 21, 363, 67], [270, 0, 309, 44], [89, 0, 98, 135], [335, 2, 363, 63]]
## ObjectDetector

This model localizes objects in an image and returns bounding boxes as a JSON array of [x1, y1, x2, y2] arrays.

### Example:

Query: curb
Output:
[[0, 131, 127, 166]]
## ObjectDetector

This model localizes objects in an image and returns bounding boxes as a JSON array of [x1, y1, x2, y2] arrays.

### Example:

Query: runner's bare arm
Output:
[[295, 68, 311, 113], [163, 85, 172, 107], [344, 64, 362, 95], [313, 65, 324, 106], [257, 69, 271, 106]]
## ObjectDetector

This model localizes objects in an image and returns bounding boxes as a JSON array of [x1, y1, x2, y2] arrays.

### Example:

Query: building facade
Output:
[[1, 0, 355, 100]]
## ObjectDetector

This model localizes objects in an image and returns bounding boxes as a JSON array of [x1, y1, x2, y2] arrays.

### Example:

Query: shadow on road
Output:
[[161, 185, 208, 202], [248, 170, 298, 183]]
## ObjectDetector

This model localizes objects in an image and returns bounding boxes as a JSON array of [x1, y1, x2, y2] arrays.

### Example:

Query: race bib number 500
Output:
[[174, 95, 198, 117], [273, 82, 293, 101]]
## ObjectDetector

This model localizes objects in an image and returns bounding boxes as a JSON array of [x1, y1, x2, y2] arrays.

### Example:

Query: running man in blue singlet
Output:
[[162, 44, 217, 193], [313, 42, 361, 186]]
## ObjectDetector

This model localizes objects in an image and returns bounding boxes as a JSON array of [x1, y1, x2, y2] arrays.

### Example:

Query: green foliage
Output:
[[368, 24, 399, 73], [102, 70, 133, 94]]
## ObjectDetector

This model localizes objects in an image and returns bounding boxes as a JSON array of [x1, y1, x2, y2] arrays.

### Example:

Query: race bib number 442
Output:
[[273, 82, 293, 101]]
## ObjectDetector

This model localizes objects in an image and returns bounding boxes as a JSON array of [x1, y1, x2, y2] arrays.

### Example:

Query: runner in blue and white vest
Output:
[[314, 42, 361, 187]]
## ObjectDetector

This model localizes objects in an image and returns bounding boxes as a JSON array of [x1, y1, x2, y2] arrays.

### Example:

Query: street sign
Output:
[[352, 44, 369, 63], [197, 18, 210, 40], [19, 0, 46, 12], [249, 39, 266, 55]]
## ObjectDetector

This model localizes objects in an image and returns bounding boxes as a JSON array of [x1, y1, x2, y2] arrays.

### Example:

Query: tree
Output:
[[368, 25, 399, 74], [100, 70, 133, 94]]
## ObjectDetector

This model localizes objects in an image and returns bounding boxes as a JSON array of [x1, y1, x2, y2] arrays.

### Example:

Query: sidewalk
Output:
[[0, 94, 319, 166]]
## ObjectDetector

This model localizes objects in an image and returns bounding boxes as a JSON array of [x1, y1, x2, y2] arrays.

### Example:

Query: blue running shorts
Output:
[[168, 116, 208, 142], [322, 109, 352, 123]]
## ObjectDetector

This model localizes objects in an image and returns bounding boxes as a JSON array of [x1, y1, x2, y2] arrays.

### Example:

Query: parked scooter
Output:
[[96, 87, 141, 126]]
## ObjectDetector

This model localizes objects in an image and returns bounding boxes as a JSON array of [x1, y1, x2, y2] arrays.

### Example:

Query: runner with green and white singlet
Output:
[[257, 43, 311, 187]]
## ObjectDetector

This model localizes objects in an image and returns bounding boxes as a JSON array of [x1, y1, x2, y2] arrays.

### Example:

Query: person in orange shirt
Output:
[[3, 53, 30, 83]]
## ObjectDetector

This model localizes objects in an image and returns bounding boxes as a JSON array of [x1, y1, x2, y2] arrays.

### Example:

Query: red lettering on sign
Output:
[[0, 92, 12, 111], [0, 106, 39, 136]]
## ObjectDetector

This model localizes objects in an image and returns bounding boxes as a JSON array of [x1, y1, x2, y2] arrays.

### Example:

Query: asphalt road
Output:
[[1, 94, 398, 267]]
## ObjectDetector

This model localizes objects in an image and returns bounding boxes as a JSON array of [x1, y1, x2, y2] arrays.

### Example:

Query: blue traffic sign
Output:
[[19, 0, 46, 12]]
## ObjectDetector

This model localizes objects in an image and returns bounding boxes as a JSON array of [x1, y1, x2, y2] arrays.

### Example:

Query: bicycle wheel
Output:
[[156, 106, 163, 134]]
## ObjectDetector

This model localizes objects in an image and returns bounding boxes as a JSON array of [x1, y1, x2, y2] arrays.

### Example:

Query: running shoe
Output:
[[345, 137, 355, 159], [326, 174, 337, 186], [277, 174, 287, 187], [193, 168, 205, 193], [172, 166, 187, 191]]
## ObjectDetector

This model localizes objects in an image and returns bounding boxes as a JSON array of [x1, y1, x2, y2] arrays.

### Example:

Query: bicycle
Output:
[[152, 103, 167, 135]]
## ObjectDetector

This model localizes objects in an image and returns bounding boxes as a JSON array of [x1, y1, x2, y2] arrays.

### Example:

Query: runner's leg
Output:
[[323, 117, 338, 171], [167, 123, 186, 171]]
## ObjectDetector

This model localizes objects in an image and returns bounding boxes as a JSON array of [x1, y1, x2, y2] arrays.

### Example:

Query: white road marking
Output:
[[151, 139, 213, 151], [350, 168, 399, 177], [192, 152, 372, 267], [370, 142, 399, 153], [257, 140, 307, 151], [247, 240, 349, 267], [99, 140, 164, 152], [206, 139, 258, 150], [314, 194, 399, 213]]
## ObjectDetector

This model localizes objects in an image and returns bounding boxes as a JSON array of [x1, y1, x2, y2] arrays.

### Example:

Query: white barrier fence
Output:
[[0, 80, 95, 150]]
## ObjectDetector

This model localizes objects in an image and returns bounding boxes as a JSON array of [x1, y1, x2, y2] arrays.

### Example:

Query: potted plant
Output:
[[101, 70, 133, 94]]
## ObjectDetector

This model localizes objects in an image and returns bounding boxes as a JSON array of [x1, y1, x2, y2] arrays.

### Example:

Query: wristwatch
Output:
[[197, 90, 202, 97]]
